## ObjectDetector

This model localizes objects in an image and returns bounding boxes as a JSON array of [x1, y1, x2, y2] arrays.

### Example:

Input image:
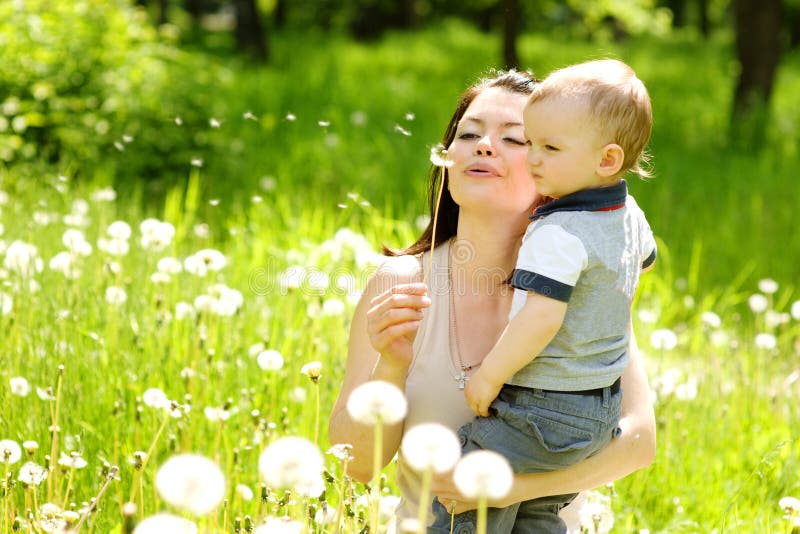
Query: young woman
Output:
[[328, 70, 656, 530]]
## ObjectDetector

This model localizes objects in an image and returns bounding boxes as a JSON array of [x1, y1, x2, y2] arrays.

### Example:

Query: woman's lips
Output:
[[465, 163, 500, 177]]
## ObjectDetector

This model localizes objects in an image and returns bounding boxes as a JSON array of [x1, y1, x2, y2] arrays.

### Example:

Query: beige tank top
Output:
[[395, 241, 475, 522]]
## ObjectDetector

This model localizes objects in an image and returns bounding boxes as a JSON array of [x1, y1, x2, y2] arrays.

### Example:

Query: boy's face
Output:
[[523, 98, 612, 199]]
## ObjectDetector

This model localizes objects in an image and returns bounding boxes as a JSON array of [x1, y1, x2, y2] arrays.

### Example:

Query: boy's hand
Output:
[[464, 370, 503, 417]]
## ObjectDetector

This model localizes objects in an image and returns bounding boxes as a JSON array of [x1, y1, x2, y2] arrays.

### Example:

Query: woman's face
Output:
[[446, 87, 539, 220]]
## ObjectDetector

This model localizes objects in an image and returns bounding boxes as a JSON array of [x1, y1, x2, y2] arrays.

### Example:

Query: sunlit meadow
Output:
[[1, 19, 800, 534]]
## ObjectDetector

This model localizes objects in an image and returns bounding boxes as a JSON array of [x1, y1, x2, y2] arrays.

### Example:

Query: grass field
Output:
[[1, 19, 799, 533]]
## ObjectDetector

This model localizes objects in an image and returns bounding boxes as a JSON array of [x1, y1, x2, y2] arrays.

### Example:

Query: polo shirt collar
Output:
[[531, 180, 628, 220]]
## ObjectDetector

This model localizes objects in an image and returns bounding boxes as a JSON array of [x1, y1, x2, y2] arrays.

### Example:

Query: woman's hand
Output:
[[431, 471, 476, 514], [366, 282, 430, 369]]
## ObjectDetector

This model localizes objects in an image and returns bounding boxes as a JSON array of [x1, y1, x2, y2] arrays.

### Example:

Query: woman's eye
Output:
[[457, 132, 478, 139], [505, 137, 526, 146]]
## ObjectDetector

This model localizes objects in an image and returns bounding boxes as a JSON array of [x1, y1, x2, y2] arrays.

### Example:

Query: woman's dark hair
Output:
[[385, 70, 539, 257]]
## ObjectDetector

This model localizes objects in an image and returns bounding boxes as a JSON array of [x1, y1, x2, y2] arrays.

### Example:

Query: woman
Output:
[[328, 70, 655, 529]]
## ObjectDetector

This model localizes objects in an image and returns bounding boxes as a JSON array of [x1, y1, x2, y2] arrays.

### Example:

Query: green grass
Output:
[[0, 19, 799, 533]]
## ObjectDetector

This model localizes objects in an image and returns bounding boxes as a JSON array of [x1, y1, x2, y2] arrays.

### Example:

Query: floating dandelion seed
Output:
[[259, 436, 324, 493], [758, 278, 779, 294], [90, 187, 117, 202], [10, 377, 30, 397], [133, 513, 197, 534], [155, 454, 226, 516], [405, 112, 415, 121], [346, 380, 407, 425], [401, 423, 461, 474], [453, 450, 513, 500], [190, 158, 203, 167], [257, 349, 284, 371], [792, 300, 800, 321], [0, 439, 22, 465], [0, 292, 12, 316], [174, 116, 183, 126], [209, 118, 221, 128], [317, 120, 330, 127], [243, 111, 257, 121], [748, 294, 769, 313], [650, 329, 678, 351], [394, 124, 412, 136], [350, 110, 367, 126], [285, 112, 296, 122], [114, 141, 125, 151]]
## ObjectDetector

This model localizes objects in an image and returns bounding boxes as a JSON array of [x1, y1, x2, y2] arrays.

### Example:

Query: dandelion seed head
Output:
[[755, 333, 777, 350], [429, 145, 454, 168], [57, 451, 87, 469], [106, 221, 132, 240], [133, 513, 197, 534], [140, 219, 176, 251], [143, 388, 170, 410], [49, 252, 81, 279], [453, 450, 513, 500], [346, 380, 407, 425], [18, 461, 48, 485], [700, 311, 721, 328], [155, 454, 226, 516], [236, 483, 254, 501], [97, 237, 129, 256], [350, 110, 367, 126], [104, 286, 127, 306], [748, 293, 769, 314], [259, 437, 324, 493], [321, 298, 345, 316], [175, 302, 195, 321], [10, 376, 30, 397], [649, 329, 677, 351], [253, 517, 304, 534], [401, 423, 461, 474], [257, 350, 284, 371], [0, 292, 12, 315], [780, 496, 800, 513], [0, 439, 22, 465], [758, 278, 779, 294], [3, 240, 42, 276], [578, 491, 615, 533], [36, 387, 55, 401], [300, 361, 323, 381]]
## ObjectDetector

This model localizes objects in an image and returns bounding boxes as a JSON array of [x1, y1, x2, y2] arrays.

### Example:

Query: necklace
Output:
[[448, 247, 479, 389]]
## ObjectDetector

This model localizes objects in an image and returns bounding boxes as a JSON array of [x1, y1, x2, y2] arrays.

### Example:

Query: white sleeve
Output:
[[512, 224, 588, 302]]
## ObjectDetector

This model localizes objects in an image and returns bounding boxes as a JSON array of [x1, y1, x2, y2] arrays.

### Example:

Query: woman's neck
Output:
[[450, 214, 525, 296]]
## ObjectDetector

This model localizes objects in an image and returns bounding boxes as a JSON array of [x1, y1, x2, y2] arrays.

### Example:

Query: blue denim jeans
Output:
[[428, 382, 622, 534]]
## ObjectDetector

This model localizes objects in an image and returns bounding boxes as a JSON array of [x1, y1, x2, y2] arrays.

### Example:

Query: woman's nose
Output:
[[474, 136, 494, 156]]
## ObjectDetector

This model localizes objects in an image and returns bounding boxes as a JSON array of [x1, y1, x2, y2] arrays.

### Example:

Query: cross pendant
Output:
[[456, 370, 468, 390]]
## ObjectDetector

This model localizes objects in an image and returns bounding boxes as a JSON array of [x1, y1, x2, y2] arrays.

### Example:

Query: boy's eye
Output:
[[545, 144, 559, 151]]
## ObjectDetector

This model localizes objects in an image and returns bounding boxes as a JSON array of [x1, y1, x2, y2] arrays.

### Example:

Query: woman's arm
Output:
[[328, 257, 429, 483], [433, 322, 656, 511]]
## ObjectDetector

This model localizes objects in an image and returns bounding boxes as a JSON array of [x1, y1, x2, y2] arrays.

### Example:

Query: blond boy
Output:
[[429, 59, 657, 534]]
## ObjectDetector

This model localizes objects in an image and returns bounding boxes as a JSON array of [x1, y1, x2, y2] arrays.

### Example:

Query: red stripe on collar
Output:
[[595, 202, 626, 212]]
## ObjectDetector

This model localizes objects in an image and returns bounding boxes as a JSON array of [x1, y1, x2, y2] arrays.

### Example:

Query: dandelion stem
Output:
[[71, 466, 118, 532], [128, 412, 170, 504], [48, 365, 65, 503], [62, 467, 75, 509], [313, 382, 320, 446], [415, 468, 433, 534], [370, 418, 384, 534], [424, 166, 446, 285], [476, 496, 487, 534]]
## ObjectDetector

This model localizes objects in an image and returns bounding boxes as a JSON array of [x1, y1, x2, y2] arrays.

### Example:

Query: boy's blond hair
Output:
[[528, 59, 652, 178]]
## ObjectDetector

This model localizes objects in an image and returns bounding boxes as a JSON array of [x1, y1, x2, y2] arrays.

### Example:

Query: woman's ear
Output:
[[597, 144, 625, 178]]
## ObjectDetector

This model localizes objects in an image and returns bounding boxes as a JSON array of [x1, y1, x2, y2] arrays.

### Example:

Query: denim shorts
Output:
[[460, 382, 623, 474]]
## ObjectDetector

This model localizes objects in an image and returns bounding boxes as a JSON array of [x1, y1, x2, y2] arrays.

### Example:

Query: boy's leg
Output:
[[511, 493, 577, 534]]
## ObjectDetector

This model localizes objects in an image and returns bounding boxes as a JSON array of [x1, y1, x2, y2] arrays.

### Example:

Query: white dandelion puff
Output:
[[141, 219, 176, 251], [133, 513, 197, 534], [755, 333, 777, 350], [346, 380, 407, 425], [49, 252, 81, 279], [578, 491, 615, 533], [62, 229, 92, 256], [700, 311, 722, 328], [105, 286, 127, 306], [155, 454, 226, 516], [279, 266, 306, 291], [3, 240, 42, 276], [322, 298, 345, 316], [90, 187, 117, 202], [453, 450, 513, 500], [143, 388, 170, 410], [429, 145, 454, 168], [18, 461, 48, 485], [0, 439, 22, 465], [758, 278, 779, 294], [791, 300, 800, 321], [650, 329, 678, 351], [0, 292, 11, 315], [106, 221, 132, 240], [780, 496, 800, 513], [253, 517, 303, 534], [57, 452, 87, 469], [175, 302, 195, 321], [300, 361, 323, 381], [748, 293, 769, 314], [10, 377, 31, 397], [97, 237, 129, 256], [236, 484, 254, 501], [258, 436, 324, 493], [401, 423, 461, 474], [257, 349, 284, 371]]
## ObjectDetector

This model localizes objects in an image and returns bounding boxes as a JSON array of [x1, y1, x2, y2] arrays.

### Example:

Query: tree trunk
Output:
[[274, 0, 287, 29], [730, 0, 782, 146], [698, 0, 710, 36], [502, 0, 520, 69], [234, 0, 268, 62], [157, 0, 168, 25]]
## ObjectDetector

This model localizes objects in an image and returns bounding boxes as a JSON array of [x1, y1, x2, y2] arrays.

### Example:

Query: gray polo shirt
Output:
[[508, 181, 656, 391]]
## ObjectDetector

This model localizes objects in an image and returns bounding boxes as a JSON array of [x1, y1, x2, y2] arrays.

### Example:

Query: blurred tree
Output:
[[503, 0, 521, 68], [731, 0, 783, 146], [234, 0, 269, 61]]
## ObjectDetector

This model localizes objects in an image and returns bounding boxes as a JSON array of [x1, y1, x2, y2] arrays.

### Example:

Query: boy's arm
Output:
[[465, 293, 567, 416]]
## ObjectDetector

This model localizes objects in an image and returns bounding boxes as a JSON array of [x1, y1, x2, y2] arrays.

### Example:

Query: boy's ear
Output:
[[597, 144, 624, 178]]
